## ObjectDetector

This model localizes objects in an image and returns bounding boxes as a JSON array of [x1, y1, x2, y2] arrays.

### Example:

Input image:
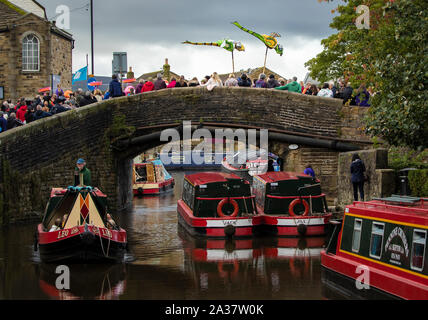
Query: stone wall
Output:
[[0, 87, 372, 224], [0, 13, 73, 101], [337, 148, 395, 208], [339, 105, 371, 141]]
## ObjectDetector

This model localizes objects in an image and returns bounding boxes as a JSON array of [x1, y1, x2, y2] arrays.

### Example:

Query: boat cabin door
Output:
[[146, 163, 156, 183]]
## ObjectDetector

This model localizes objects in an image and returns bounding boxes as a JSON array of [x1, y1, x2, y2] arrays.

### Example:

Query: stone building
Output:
[[0, 0, 74, 101]]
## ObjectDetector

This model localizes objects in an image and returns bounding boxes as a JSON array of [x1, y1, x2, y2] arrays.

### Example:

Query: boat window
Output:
[[182, 180, 194, 209], [369, 222, 385, 259], [352, 219, 362, 253], [411, 229, 426, 272]]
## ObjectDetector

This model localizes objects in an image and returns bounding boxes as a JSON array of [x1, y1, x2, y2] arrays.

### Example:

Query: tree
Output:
[[305, 0, 428, 149]]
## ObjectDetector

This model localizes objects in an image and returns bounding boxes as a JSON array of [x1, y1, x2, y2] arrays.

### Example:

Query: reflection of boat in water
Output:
[[221, 149, 280, 183], [252, 172, 332, 237], [38, 263, 126, 300], [177, 172, 256, 238], [35, 186, 127, 263], [321, 195, 428, 300], [133, 159, 175, 196]]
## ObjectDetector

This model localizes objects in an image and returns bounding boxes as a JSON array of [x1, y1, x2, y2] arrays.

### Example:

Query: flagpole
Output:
[[86, 54, 88, 78], [90, 0, 94, 75]]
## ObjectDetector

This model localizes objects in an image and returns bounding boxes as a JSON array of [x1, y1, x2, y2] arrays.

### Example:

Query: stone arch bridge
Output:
[[0, 87, 371, 224]]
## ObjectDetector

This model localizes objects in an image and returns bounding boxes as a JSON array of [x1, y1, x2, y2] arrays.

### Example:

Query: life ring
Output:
[[217, 260, 239, 278], [217, 198, 239, 217], [289, 257, 310, 277], [289, 198, 309, 216]]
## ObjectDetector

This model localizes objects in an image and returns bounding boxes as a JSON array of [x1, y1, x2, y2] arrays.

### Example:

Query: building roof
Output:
[[185, 172, 245, 186], [0, 0, 73, 41]]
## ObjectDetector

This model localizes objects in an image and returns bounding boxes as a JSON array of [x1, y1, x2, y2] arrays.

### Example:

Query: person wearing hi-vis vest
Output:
[[74, 158, 92, 187]]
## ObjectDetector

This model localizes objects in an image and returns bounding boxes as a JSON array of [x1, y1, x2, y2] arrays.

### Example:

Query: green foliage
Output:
[[306, 0, 428, 149], [388, 147, 428, 171], [408, 169, 428, 197], [104, 113, 135, 143]]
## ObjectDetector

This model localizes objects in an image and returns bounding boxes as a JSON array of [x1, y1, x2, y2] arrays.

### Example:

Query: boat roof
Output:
[[185, 172, 247, 186], [255, 171, 312, 183], [346, 197, 428, 227]]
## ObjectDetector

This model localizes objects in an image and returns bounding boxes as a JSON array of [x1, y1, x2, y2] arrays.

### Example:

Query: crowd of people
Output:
[[0, 72, 372, 133]]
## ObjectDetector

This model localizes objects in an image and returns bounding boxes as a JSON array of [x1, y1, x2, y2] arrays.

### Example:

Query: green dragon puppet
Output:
[[182, 39, 245, 52], [231, 21, 283, 56]]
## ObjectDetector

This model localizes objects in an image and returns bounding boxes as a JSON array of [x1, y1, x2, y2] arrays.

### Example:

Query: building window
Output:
[[352, 219, 362, 253], [22, 34, 40, 71], [411, 230, 426, 272], [369, 222, 385, 259]]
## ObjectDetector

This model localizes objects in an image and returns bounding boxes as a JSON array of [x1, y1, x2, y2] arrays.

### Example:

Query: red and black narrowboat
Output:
[[35, 186, 127, 263], [177, 172, 257, 238], [252, 172, 332, 237], [321, 195, 428, 300], [133, 159, 174, 195]]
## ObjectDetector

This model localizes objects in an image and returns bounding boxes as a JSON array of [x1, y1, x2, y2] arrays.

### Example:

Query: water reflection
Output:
[[0, 171, 332, 300]]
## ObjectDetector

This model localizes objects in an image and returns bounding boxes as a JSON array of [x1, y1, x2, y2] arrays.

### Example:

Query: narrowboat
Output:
[[35, 186, 127, 263], [221, 149, 280, 182], [133, 158, 174, 195], [252, 172, 332, 237], [177, 172, 257, 238], [321, 195, 428, 300]]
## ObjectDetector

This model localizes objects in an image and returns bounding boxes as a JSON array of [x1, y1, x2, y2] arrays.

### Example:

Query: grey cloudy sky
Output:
[[38, 0, 338, 80]]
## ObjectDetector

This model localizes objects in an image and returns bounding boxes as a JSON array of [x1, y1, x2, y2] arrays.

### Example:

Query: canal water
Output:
[[0, 171, 341, 300]]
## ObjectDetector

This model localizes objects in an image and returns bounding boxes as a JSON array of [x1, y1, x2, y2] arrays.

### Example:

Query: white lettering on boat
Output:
[[384, 227, 409, 264], [57, 230, 69, 239]]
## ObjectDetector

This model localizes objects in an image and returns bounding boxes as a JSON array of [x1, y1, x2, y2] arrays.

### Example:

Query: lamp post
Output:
[[90, 0, 94, 75]]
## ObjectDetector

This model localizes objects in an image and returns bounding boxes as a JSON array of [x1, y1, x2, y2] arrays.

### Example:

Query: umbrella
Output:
[[124, 86, 135, 94], [88, 81, 102, 87], [64, 90, 73, 98], [38, 87, 51, 93], [123, 78, 136, 83]]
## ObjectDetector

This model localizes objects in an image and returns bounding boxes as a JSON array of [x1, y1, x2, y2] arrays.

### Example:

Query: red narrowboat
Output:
[[35, 186, 127, 263], [133, 159, 174, 195], [321, 195, 428, 300], [252, 172, 332, 237], [177, 172, 257, 238]]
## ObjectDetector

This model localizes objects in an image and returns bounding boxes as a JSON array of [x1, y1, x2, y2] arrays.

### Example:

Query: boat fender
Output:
[[137, 187, 144, 194], [217, 260, 239, 278], [224, 224, 236, 237], [217, 199, 239, 217], [297, 224, 307, 236], [162, 185, 166, 191], [289, 198, 309, 216], [81, 229, 95, 244]]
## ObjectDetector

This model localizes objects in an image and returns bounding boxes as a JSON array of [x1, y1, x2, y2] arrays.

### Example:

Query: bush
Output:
[[388, 147, 428, 171], [408, 169, 428, 197]]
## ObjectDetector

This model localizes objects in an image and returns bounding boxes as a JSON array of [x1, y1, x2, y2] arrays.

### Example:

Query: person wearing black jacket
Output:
[[238, 73, 252, 87], [350, 153, 366, 201], [266, 74, 280, 88]]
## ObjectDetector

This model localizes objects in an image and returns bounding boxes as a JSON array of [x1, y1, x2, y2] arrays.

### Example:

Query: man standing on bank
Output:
[[350, 153, 366, 201], [74, 158, 92, 187]]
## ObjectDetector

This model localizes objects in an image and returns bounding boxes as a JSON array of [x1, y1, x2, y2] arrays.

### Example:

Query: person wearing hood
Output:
[[351, 153, 366, 201], [16, 104, 28, 123], [154, 74, 166, 90], [238, 73, 251, 87], [167, 78, 177, 88], [266, 74, 280, 88], [135, 79, 145, 93], [255, 73, 268, 88], [275, 76, 302, 93], [142, 78, 155, 92]]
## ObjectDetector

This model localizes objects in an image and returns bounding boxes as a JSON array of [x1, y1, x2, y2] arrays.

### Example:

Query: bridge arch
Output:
[[0, 87, 371, 224]]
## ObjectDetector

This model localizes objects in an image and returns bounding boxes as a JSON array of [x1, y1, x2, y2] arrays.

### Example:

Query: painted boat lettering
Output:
[[102, 228, 112, 238], [57, 230, 69, 239], [70, 227, 79, 235], [384, 227, 409, 265], [223, 220, 237, 226]]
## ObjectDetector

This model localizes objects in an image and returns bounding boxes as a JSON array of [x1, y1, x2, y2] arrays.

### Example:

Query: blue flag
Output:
[[72, 66, 88, 85]]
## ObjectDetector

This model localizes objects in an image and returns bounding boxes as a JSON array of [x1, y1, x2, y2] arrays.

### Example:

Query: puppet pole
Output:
[[263, 47, 268, 75], [232, 50, 235, 74]]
